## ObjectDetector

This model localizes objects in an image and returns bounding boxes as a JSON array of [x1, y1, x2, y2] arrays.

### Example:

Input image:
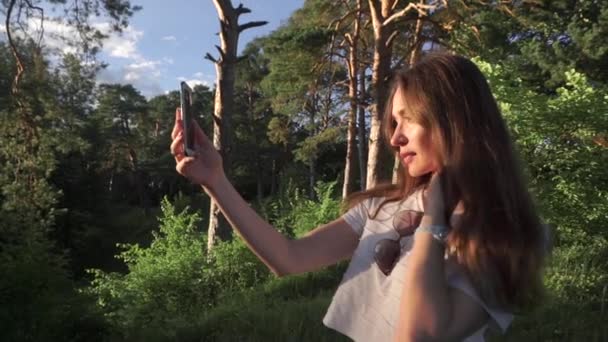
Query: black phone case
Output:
[[180, 82, 195, 156]]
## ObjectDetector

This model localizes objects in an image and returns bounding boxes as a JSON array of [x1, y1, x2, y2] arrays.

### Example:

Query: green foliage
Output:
[[0, 233, 106, 342], [3, 1, 608, 340], [207, 236, 271, 293], [170, 265, 349, 341], [475, 58, 608, 340], [85, 198, 210, 336], [193, 291, 349, 342], [294, 126, 344, 165], [257, 179, 341, 239], [0, 44, 106, 342], [516, 0, 608, 87], [85, 198, 270, 339], [267, 115, 290, 147]]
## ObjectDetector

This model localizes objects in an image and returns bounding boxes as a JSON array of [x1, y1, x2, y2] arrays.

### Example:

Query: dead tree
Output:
[[205, 0, 267, 252]]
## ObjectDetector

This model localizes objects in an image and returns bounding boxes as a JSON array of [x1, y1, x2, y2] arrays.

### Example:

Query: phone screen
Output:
[[180, 81, 195, 156]]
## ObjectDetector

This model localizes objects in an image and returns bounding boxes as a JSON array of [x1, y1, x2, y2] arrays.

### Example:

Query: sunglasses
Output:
[[374, 210, 424, 275]]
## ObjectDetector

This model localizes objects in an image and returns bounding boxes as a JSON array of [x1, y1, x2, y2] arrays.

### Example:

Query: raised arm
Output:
[[170, 108, 359, 277], [203, 174, 360, 276]]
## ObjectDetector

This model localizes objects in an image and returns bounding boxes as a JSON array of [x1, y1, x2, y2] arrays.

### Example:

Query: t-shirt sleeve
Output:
[[340, 198, 371, 237], [445, 261, 514, 334]]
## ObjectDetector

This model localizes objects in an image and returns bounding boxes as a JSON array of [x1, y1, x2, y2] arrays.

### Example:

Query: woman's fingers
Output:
[[171, 107, 182, 140], [171, 132, 185, 161], [176, 156, 196, 178], [192, 119, 211, 147]]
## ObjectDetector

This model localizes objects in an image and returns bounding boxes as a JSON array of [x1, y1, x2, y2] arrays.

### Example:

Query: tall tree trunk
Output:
[[270, 158, 277, 196], [206, 0, 267, 253], [357, 66, 368, 190], [342, 0, 363, 199], [309, 156, 316, 200], [308, 105, 317, 200], [368, 0, 434, 187], [367, 0, 395, 189], [393, 0, 425, 184], [247, 83, 264, 203], [128, 147, 149, 215]]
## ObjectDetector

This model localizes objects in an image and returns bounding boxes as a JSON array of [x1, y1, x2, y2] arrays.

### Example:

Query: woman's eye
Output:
[[391, 120, 397, 129]]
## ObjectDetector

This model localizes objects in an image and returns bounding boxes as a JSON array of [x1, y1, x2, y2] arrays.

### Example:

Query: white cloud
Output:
[[2, 17, 171, 99], [97, 58, 167, 98], [17, 17, 79, 55], [124, 60, 162, 82], [99, 64, 164, 98], [90, 22, 169, 98], [96, 23, 144, 59], [161, 35, 176, 41], [177, 76, 211, 89], [6, 17, 143, 59]]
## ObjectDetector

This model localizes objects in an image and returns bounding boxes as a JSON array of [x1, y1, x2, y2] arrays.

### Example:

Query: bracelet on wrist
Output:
[[415, 224, 450, 245]]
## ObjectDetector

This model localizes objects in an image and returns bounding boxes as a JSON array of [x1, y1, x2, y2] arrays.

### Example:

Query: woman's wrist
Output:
[[201, 171, 228, 195], [421, 213, 447, 227]]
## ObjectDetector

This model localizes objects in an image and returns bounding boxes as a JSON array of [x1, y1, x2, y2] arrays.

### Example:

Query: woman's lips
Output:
[[400, 152, 416, 165]]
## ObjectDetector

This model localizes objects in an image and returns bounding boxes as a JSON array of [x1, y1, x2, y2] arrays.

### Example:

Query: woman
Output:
[[170, 53, 548, 341]]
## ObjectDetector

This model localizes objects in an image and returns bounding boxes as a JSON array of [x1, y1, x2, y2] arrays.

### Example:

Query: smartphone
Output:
[[180, 81, 195, 156]]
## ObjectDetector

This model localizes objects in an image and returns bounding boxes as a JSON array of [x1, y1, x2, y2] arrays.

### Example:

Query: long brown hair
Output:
[[344, 52, 546, 311]]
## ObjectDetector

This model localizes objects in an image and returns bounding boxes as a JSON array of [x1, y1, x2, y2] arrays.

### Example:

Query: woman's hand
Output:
[[422, 171, 464, 227], [422, 172, 448, 223], [170, 108, 224, 188]]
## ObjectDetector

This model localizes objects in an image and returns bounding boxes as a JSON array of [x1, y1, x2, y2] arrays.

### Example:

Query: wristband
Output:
[[415, 224, 450, 244]]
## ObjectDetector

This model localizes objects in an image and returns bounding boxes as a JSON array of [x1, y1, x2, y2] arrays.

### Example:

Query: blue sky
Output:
[[93, 1, 303, 98], [0, 1, 297, 98]]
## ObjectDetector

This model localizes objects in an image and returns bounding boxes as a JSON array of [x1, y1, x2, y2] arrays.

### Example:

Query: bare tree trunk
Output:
[[308, 105, 317, 200], [309, 156, 317, 200], [342, 0, 363, 199], [368, 0, 435, 187], [357, 66, 368, 190], [247, 83, 264, 203], [128, 148, 149, 215], [393, 0, 425, 184], [367, 0, 395, 189], [206, 0, 267, 253], [270, 158, 277, 196]]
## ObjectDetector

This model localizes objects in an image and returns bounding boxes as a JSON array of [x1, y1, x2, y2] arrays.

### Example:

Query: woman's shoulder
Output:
[[365, 189, 424, 216]]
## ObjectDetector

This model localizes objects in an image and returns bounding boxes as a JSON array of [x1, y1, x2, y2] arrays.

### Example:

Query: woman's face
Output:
[[389, 87, 440, 177]]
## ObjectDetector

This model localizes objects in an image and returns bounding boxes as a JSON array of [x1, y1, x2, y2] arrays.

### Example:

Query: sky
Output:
[[2, 1, 304, 98]]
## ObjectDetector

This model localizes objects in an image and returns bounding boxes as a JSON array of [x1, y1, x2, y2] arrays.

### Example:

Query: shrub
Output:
[[85, 197, 270, 340]]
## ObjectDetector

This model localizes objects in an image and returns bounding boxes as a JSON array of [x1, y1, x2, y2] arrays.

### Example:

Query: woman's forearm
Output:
[[202, 174, 292, 277], [394, 215, 451, 341]]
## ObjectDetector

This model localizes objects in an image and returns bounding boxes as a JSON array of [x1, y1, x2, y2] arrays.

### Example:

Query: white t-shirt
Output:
[[323, 189, 513, 341]]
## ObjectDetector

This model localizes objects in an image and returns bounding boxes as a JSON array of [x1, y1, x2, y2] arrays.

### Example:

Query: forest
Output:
[[1, 0, 607, 341]]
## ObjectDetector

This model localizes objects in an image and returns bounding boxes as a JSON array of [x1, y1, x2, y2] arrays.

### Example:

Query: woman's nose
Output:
[[390, 130, 407, 147]]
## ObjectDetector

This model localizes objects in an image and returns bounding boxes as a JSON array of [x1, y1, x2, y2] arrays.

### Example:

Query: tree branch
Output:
[[386, 30, 399, 48], [24, 0, 44, 47], [204, 53, 218, 64], [238, 20, 267, 33], [235, 3, 252, 16], [383, 2, 436, 27], [6, 0, 24, 96], [215, 44, 225, 60], [368, 0, 382, 25]]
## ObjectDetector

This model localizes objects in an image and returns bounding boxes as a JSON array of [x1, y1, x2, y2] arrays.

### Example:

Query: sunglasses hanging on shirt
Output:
[[374, 209, 424, 276]]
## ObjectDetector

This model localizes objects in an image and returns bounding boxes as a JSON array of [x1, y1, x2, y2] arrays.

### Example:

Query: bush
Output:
[[256, 179, 341, 239], [85, 197, 271, 340], [0, 235, 106, 342], [476, 59, 608, 341]]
